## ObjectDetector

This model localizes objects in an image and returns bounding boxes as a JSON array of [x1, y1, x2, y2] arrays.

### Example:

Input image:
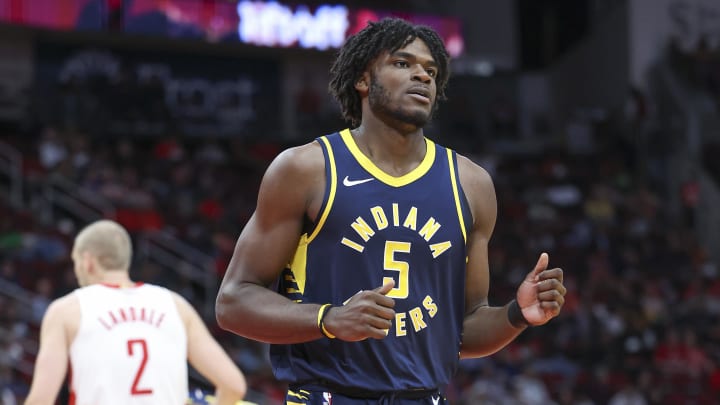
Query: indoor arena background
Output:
[[1, 0, 720, 404]]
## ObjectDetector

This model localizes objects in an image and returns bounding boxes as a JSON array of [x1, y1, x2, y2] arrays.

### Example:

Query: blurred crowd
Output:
[[2, 42, 720, 405]]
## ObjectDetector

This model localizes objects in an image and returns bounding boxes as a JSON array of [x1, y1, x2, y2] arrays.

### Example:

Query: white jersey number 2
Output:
[[127, 339, 153, 395]]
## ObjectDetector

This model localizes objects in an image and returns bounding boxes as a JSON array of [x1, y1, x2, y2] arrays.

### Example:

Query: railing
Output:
[[0, 278, 39, 377], [39, 174, 218, 318], [41, 173, 116, 224], [0, 141, 23, 207], [137, 230, 217, 319]]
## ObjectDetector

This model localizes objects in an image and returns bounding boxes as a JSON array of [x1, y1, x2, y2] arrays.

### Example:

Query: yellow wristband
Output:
[[317, 304, 330, 328], [317, 303, 336, 339], [320, 322, 336, 339]]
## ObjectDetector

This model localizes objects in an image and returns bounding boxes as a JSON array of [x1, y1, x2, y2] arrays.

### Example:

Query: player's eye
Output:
[[394, 60, 410, 68]]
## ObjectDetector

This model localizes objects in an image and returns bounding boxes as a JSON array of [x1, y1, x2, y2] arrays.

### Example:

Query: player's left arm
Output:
[[173, 293, 248, 405], [456, 155, 566, 359], [24, 296, 74, 405]]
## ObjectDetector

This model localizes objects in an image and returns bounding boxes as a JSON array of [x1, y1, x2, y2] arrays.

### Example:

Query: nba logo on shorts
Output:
[[322, 392, 332, 405]]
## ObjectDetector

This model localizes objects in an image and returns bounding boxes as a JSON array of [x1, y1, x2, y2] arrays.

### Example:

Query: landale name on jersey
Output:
[[97, 306, 167, 331], [340, 203, 452, 258]]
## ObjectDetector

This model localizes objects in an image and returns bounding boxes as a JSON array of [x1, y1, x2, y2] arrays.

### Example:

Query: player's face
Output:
[[367, 38, 438, 129]]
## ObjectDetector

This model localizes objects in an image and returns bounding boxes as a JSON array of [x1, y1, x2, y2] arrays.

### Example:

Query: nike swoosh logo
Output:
[[342, 176, 374, 187]]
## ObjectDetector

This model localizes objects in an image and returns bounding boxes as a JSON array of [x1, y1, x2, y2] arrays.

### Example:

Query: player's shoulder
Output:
[[454, 152, 493, 187], [453, 151, 497, 227], [142, 284, 186, 309], [136, 282, 167, 292], [167, 288, 189, 307], [43, 291, 81, 322], [273, 138, 324, 167], [263, 137, 326, 182], [167, 290, 198, 318]]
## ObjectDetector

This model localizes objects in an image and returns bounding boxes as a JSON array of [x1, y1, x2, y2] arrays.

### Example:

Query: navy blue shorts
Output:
[[284, 387, 447, 405]]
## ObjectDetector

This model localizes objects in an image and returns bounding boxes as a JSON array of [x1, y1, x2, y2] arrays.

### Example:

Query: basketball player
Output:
[[216, 18, 567, 404], [24, 220, 247, 405]]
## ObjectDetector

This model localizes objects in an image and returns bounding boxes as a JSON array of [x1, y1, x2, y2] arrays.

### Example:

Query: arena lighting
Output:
[[235, 0, 464, 56], [0, 0, 464, 56], [236, 1, 349, 50]]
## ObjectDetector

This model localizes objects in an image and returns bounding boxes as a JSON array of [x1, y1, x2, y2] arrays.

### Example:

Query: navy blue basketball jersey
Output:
[[271, 129, 473, 392]]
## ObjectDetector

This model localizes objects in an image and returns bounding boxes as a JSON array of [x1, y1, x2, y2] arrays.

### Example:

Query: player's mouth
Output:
[[407, 86, 431, 104]]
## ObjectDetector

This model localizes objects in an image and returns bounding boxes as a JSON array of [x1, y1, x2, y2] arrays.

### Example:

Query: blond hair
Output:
[[73, 220, 132, 271]]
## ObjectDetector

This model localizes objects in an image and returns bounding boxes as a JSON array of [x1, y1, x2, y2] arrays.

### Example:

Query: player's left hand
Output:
[[516, 252, 566, 326], [186, 388, 259, 405]]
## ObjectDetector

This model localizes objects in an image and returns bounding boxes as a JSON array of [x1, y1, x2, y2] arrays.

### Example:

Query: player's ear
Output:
[[355, 72, 370, 95], [83, 252, 97, 274]]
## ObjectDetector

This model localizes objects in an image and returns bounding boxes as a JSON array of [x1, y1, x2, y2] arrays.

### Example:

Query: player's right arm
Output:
[[24, 295, 76, 405], [215, 142, 394, 343], [216, 143, 324, 344]]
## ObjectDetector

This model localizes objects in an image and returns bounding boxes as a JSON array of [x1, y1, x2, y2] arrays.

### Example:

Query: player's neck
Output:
[[357, 114, 424, 139], [350, 125, 427, 177], [95, 271, 135, 288]]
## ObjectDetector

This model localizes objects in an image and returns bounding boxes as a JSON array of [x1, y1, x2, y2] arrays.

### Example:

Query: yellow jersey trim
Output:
[[287, 136, 337, 294], [307, 136, 337, 242], [339, 128, 436, 187], [288, 389, 309, 400], [289, 234, 309, 294], [447, 149, 467, 243]]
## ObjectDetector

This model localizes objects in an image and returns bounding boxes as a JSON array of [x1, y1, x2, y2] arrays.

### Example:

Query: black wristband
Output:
[[508, 299, 530, 329]]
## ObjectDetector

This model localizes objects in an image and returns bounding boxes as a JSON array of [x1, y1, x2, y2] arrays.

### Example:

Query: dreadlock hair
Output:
[[328, 17, 451, 127]]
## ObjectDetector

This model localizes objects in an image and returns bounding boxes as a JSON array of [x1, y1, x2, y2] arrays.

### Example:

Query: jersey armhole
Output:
[[304, 136, 337, 243]]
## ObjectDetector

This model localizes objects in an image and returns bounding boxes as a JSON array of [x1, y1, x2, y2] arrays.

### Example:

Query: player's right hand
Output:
[[323, 280, 395, 341]]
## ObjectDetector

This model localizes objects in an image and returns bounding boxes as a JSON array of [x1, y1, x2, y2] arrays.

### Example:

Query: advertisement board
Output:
[[34, 40, 281, 136]]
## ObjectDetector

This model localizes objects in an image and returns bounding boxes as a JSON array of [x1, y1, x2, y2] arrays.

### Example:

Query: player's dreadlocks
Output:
[[329, 17, 450, 127]]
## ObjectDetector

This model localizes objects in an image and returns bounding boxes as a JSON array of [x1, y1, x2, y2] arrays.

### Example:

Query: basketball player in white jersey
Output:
[[24, 220, 247, 405]]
